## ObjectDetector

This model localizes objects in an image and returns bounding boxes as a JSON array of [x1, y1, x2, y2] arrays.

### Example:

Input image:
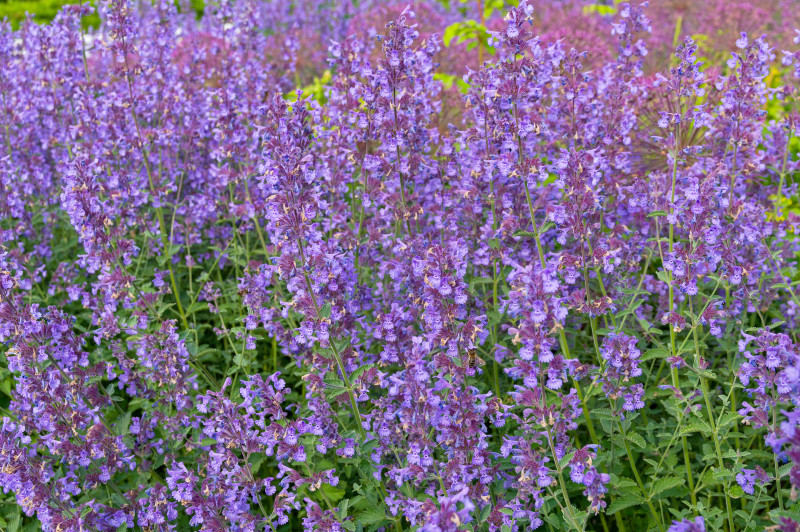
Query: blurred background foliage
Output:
[[0, 0, 204, 28], [0, 0, 798, 218]]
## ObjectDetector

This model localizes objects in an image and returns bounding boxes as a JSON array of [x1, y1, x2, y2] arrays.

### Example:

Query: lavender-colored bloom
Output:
[[669, 516, 705, 532]]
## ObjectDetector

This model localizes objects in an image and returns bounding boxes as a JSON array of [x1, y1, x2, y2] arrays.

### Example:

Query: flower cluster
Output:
[[1, 1, 800, 531]]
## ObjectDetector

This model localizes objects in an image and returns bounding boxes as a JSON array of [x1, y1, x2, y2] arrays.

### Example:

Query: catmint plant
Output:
[[2, 1, 800, 531]]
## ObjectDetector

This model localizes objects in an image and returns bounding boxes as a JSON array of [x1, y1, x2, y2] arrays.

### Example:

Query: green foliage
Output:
[[0, 0, 94, 28], [0, 0, 204, 29], [582, 3, 617, 16], [443, 19, 494, 54]]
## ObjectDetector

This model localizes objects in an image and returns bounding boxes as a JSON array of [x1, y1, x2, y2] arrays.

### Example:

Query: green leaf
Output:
[[443, 22, 461, 47], [337, 498, 351, 520], [650, 476, 685, 498], [626, 432, 646, 449], [350, 363, 374, 382], [84, 375, 104, 386], [583, 3, 616, 16], [486, 310, 503, 327], [681, 419, 713, 436], [641, 347, 669, 361], [200, 438, 217, 446], [770, 508, 800, 525], [729, 484, 745, 499], [454, 77, 471, 94], [717, 412, 741, 430], [357, 506, 387, 525], [114, 411, 132, 436], [111, 492, 128, 507], [433, 72, 457, 89], [186, 301, 208, 315], [590, 408, 617, 420], [7, 514, 21, 532], [607, 495, 643, 515], [614, 477, 639, 490], [324, 377, 349, 399], [565, 505, 587, 529], [319, 302, 332, 319], [559, 451, 575, 469], [647, 210, 668, 218], [637, 317, 655, 332], [321, 482, 346, 504], [324, 377, 346, 388]]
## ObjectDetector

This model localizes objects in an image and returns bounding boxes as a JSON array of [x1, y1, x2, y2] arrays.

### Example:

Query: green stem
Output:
[[121, 36, 187, 329], [618, 422, 665, 532]]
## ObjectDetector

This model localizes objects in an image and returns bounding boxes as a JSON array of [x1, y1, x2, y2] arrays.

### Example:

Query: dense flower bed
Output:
[[1, 1, 800, 531]]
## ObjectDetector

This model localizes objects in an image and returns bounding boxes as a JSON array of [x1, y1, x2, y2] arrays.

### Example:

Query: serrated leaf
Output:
[[337, 498, 350, 520], [650, 476, 684, 498], [111, 492, 128, 507], [324, 377, 345, 388], [626, 432, 646, 448], [357, 506, 387, 525], [614, 477, 639, 489], [729, 484, 745, 499], [591, 408, 617, 420], [84, 375, 104, 386], [114, 411, 132, 436], [641, 347, 669, 361], [647, 210, 668, 218], [717, 411, 741, 430], [186, 301, 208, 315], [321, 482, 346, 504], [350, 363, 374, 382], [770, 508, 800, 524], [200, 438, 217, 446], [681, 419, 713, 436], [607, 495, 643, 515], [559, 451, 575, 469]]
